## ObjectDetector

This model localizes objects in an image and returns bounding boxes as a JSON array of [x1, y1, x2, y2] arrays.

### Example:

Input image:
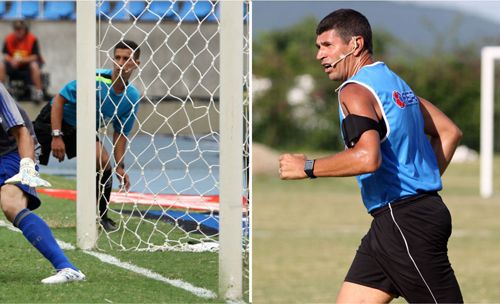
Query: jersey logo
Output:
[[392, 91, 405, 108], [392, 90, 419, 109]]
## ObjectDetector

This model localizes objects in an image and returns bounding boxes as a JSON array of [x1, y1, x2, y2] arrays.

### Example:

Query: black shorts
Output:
[[345, 193, 463, 303], [5, 61, 31, 82], [33, 102, 77, 165]]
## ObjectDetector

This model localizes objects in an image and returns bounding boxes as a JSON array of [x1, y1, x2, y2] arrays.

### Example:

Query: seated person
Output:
[[0, 20, 44, 102]]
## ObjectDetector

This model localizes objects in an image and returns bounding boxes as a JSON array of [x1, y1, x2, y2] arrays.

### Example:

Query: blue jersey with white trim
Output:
[[0, 83, 38, 156], [52, 69, 141, 136], [338, 62, 442, 212]]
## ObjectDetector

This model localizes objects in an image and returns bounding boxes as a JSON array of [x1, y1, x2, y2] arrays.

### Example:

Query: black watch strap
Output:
[[304, 159, 316, 179]]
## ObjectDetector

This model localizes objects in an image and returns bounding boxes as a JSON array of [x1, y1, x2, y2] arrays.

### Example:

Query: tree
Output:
[[253, 16, 489, 152]]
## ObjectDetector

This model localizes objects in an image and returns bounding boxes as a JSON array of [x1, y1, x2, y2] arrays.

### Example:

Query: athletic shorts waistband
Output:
[[369, 192, 439, 217]]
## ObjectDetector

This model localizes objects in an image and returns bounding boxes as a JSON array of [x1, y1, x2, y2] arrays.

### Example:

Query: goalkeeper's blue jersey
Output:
[[0, 83, 38, 156], [52, 69, 141, 136], [337, 62, 442, 213]]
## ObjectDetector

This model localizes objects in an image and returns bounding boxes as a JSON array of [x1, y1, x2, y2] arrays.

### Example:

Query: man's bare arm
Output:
[[50, 94, 67, 161], [419, 97, 462, 175], [280, 84, 382, 179], [112, 131, 130, 190], [9, 125, 35, 160]]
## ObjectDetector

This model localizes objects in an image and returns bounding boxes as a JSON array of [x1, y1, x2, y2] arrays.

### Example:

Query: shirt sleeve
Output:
[[0, 84, 25, 131], [113, 88, 141, 135], [58, 80, 77, 104]]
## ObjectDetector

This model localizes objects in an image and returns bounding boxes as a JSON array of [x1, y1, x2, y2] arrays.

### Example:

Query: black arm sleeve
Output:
[[341, 114, 387, 148]]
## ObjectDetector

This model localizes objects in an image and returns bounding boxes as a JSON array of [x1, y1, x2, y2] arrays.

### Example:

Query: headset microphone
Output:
[[330, 38, 358, 68]]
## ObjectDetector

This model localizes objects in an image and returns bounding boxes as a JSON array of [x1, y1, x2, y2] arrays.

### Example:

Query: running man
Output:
[[279, 9, 463, 303]]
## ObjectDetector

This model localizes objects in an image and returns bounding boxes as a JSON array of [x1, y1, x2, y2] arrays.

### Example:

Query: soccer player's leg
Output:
[[337, 282, 394, 304], [0, 186, 85, 283], [96, 140, 116, 231], [370, 195, 463, 303], [0, 152, 84, 284], [28, 61, 44, 102], [392, 196, 463, 303], [342, 243, 398, 303]]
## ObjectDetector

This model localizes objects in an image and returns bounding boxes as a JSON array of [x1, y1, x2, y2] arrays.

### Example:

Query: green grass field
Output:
[[0, 175, 224, 303], [253, 156, 500, 303]]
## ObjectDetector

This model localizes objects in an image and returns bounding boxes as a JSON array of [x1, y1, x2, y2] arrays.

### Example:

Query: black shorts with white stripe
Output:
[[345, 193, 463, 303]]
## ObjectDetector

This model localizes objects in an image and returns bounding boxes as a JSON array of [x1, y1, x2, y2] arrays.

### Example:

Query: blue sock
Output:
[[14, 209, 77, 272]]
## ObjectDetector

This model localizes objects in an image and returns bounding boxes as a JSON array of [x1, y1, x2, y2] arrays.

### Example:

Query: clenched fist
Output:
[[278, 153, 308, 180]]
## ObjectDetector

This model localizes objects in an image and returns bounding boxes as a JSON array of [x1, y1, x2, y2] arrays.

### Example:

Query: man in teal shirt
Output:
[[34, 40, 141, 231]]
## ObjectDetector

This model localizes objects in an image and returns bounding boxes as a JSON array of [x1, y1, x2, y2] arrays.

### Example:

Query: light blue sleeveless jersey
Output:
[[338, 62, 442, 212]]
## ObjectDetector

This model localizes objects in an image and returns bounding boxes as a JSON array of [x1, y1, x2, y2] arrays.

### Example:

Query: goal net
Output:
[[89, 0, 249, 253], [75, 1, 249, 297], [71, 1, 251, 299]]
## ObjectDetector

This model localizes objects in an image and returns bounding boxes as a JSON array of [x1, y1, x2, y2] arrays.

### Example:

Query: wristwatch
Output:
[[304, 159, 316, 179], [51, 129, 64, 137]]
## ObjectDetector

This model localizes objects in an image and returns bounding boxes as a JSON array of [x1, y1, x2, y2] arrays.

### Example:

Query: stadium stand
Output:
[[43, 1, 75, 20], [0, 2, 6, 17], [97, 0, 112, 18], [140, 1, 179, 21], [127, 1, 147, 19], [3, 1, 40, 20], [178, 1, 217, 22], [0, 1, 219, 22], [107, 1, 129, 21]]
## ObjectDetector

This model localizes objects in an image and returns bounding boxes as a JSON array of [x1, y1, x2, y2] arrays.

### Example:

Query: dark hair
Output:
[[316, 9, 373, 54], [13, 20, 29, 31], [114, 40, 140, 60]]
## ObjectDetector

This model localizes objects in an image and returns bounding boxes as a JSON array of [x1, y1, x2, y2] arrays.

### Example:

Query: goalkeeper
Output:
[[0, 83, 85, 284], [33, 40, 141, 231]]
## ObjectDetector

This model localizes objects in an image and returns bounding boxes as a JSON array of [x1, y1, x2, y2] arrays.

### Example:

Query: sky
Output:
[[415, 1, 500, 24], [251, 0, 500, 23], [252, 1, 500, 50]]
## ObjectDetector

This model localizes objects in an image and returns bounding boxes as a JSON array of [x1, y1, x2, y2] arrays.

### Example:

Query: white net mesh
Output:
[[94, 0, 249, 254]]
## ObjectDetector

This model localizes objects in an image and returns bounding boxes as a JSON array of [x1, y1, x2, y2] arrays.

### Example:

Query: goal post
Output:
[[219, 1, 244, 299], [480, 46, 499, 198], [76, 0, 97, 250]]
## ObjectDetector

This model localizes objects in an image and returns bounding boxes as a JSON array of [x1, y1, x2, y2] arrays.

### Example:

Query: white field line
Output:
[[0, 220, 217, 299], [84, 250, 217, 299]]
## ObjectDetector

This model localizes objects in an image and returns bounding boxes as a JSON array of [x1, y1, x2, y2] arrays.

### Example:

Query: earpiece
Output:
[[330, 37, 360, 68], [352, 37, 358, 50]]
